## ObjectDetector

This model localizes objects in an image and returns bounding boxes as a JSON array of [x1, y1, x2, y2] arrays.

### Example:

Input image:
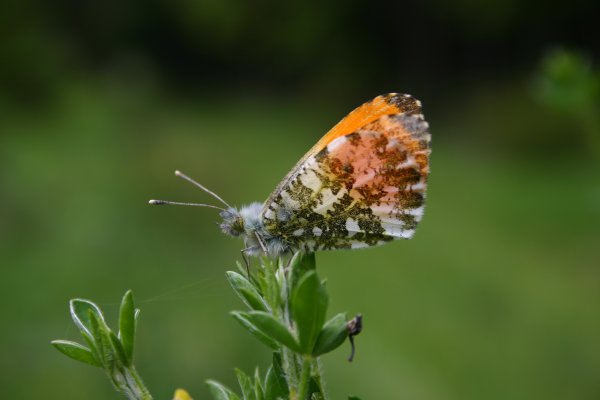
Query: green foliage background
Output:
[[1, 1, 599, 399]]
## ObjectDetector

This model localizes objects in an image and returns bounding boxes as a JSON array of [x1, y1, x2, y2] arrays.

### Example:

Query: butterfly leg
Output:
[[240, 247, 251, 277], [254, 231, 268, 255]]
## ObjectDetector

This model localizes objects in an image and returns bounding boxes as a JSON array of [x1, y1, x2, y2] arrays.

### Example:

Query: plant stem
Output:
[[129, 366, 153, 400], [297, 356, 312, 400], [311, 358, 329, 400], [282, 346, 299, 391], [111, 365, 153, 400], [275, 254, 329, 399]]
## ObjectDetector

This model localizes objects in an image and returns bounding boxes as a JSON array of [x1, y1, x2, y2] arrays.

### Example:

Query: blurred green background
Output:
[[1, 1, 599, 399]]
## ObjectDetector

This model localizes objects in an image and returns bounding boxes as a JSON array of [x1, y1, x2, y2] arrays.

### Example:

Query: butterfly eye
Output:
[[219, 211, 245, 237], [233, 217, 245, 235]]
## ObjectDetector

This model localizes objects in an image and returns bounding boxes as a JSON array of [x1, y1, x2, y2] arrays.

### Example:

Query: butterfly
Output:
[[150, 93, 431, 258]]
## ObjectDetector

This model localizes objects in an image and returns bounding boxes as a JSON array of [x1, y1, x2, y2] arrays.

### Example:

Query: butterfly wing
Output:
[[262, 93, 430, 251]]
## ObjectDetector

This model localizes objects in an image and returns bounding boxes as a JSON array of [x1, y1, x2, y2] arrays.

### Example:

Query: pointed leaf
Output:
[[348, 397, 362, 400], [239, 311, 301, 352], [70, 299, 105, 338], [264, 366, 286, 400], [109, 330, 129, 366], [259, 259, 280, 310], [292, 270, 328, 354], [289, 252, 316, 272], [236, 260, 248, 276], [289, 252, 316, 291], [227, 272, 269, 312], [308, 376, 324, 399], [313, 313, 348, 356], [235, 368, 256, 400], [310, 393, 324, 400], [51, 340, 101, 367], [231, 311, 280, 350], [206, 380, 241, 400], [271, 352, 289, 397], [88, 310, 114, 368], [87, 310, 105, 366], [80, 332, 100, 363], [118, 290, 135, 365], [254, 367, 264, 400]]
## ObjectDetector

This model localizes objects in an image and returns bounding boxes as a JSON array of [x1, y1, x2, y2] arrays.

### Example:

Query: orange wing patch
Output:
[[312, 93, 422, 154], [263, 93, 423, 210]]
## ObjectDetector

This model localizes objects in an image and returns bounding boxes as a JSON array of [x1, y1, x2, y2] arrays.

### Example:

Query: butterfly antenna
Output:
[[174, 170, 232, 208], [148, 199, 225, 211]]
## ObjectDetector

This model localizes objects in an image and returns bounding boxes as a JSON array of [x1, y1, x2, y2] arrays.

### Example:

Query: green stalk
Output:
[[312, 358, 329, 400], [110, 365, 153, 400], [276, 254, 329, 399], [279, 257, 300, 393], [296, 356, 312, 400]]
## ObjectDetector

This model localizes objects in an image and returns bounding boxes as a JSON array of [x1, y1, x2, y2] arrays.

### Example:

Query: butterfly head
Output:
[[219, 203, 263, 237], [220, 202, 284, 257], [219, 203, 264, 241], [219, 207, 244, 237]]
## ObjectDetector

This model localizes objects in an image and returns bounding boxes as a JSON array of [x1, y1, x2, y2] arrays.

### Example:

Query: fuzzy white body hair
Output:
[[219, 202, 288, 257]]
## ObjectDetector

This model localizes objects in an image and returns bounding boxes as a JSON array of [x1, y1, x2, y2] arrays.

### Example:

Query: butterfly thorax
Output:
[[219, 202, 288, 257]]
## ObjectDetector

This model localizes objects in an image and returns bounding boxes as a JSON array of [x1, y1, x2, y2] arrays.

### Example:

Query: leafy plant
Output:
[[52, 291, 152, 399], [53, 253, 363, 400]]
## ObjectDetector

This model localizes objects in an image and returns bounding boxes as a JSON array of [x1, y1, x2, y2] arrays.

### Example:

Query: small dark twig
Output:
[[347, 314, 363, 362]]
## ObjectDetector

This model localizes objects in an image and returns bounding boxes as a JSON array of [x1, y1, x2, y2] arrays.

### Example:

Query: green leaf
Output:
[[312, 313, 348, 356], [254, 367, 264, 400], [109, 330, 129, 366], [289, 252, 316, 291], [290, 252, 316, 272], [70, 299, 105, 338], [206, 380, 241, 400], [235, 368, 256, 400], [259, 259, 280, 310], [231, 311, 279, 350], [308, 376, 324, 399], [263, 366, 287, 400], [118, 290, 136, 365], [311, 391, 324, 400], [292, 270, 329, 354], [236, 260, 248, 276], [51, 340, 101, 367], [264, 353, 288, 400], [237, 311, 301, 353], [80, 332, 100, 363], [271, 352, 289, 397], [348, 396, 362, 400], [227, 271, 269, 312], [88, 310, 114, 368], [87, 311, 103, 362]]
